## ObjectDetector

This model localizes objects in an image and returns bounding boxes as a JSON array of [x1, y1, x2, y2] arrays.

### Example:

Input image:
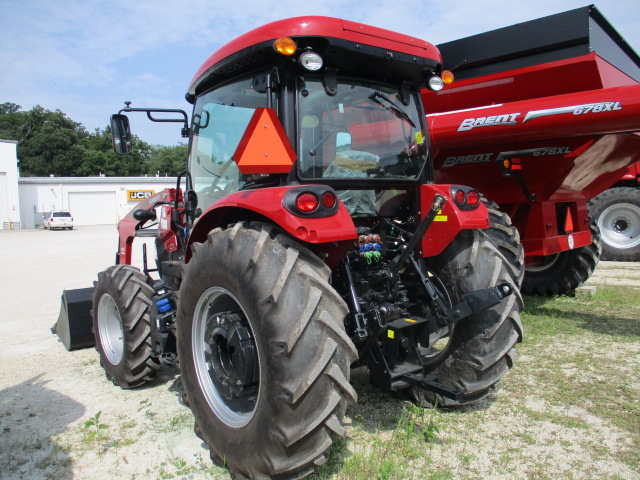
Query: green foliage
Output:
[[0, 102, 187, 177], [147, 143, 189, 177], [82, 411, 109, 442]]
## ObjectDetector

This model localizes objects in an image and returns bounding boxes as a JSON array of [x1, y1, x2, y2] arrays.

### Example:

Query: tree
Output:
[[1, 102, 180, 176], [1, 105, 89, 176], [80, 127, 152, 176], [147, 144, 188, 176]]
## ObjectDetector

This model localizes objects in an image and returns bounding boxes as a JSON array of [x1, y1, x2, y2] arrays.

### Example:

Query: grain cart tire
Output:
[[92, 265, 160, 388], [411, 228, 523, 407], [588, 187, 640, 261], [522, 219, 601, 296], [483, 199, 525, 288], [177, 223, 358, 480]]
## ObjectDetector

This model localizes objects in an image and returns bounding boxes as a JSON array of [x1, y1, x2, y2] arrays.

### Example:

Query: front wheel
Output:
[[92, 265, 159, 388], [177, 223, 357, 479]]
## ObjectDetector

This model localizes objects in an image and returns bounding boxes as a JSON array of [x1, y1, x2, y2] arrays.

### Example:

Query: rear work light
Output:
[[451, 186, 482, 210], [427, 70, 454, 91], [273, 37, 324, 72]]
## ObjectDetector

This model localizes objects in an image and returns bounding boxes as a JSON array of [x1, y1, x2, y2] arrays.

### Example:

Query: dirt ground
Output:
[[0, 225, 638, 480]]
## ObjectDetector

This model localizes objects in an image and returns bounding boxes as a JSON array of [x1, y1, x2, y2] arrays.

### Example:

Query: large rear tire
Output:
[[411, 228, 523, 407], [483, 199, 524, 287], [522, 219, 601, 296], [92, 265, 160, 388], [588, 187, 640, 261], [177, 223, 357, 479]]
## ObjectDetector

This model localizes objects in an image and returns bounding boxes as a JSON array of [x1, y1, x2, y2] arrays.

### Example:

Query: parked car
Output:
[[43, 211, 73, 230]]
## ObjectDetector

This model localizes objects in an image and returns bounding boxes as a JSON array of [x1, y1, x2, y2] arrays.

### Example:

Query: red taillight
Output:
[[49, 218, 54, 222], [451, 187, 481, 210], [321, 192, 336, 209], [296, 193, 319, 213], [466, 190, 480, 206]]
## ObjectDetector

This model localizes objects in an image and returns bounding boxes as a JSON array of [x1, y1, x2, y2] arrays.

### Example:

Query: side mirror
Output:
[[186, 190, 198, 210], [110, 114, 132, 154]]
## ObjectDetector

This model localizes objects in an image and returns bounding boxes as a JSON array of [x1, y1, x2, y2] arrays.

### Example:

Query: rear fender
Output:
[[420, 184, 489, 257], [187, 185, 358, 268]]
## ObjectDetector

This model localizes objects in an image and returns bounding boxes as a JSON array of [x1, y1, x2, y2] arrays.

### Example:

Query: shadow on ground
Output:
[[0, 375, 85, 479]]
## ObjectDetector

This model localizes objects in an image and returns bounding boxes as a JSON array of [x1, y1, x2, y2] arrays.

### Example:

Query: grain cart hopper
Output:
[[56, 16, 523, 479], [422, 5, 640, 294]]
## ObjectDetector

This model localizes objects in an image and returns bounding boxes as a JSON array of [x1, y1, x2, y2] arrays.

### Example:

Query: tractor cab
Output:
[[184, 17, 447, 216]]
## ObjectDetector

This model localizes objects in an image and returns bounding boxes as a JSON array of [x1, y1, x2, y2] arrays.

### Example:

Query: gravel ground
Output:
[[0, 225, 638, 480]]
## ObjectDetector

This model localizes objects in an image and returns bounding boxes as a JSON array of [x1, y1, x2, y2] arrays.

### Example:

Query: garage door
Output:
[[68, 191, 117, 225]]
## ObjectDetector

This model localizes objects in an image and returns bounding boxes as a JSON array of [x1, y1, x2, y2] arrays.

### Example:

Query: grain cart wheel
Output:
[[177, 223, 358, 479], [588, 187, 640, 261], [92, 265, 160, 388], [522, 219, 601, 296], [483, 199, 524, 288], [411, 228, 524, 407]]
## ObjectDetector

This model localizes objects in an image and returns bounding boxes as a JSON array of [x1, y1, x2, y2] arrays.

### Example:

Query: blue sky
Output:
[[2, 0, 639, 146]]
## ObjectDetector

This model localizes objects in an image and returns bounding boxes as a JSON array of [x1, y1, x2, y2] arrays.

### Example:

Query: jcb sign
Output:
[[127, 190, 155, 201]]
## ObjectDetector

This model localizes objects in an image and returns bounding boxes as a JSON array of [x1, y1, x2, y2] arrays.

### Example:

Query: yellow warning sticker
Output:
[[416, 132, 424, 144], [388, 330, 395, 339], [404, 318, 417, 323], [434, 215, 448, 222]]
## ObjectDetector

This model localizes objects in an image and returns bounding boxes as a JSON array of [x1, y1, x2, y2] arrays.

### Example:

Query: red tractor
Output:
[[68, 17, 523, 479], [423, 5, 640, 295]]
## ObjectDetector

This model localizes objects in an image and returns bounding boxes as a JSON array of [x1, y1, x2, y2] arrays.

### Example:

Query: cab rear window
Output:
[[53, 212, 71, 217]]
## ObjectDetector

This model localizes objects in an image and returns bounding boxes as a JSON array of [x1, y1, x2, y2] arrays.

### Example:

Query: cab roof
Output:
[[188, 16, 441, 99]]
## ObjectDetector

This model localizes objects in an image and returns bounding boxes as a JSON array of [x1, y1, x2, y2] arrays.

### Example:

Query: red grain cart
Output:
[[423, 5, 640, 294]]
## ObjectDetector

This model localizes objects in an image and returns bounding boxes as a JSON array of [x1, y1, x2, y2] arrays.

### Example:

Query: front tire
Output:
[[589, 187, 640, 261], [92, 265, 160, 388], [412, 228, 524, 407], [177, 223, 357, 479]]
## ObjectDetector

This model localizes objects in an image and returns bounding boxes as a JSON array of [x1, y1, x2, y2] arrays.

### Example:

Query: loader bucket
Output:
[[51, 287, 96, 351]]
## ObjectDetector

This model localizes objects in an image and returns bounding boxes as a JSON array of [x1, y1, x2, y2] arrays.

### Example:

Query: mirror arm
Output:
[[118, 106, 190, 138]]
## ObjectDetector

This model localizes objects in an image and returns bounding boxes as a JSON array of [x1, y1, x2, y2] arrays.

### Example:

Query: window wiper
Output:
[[368, 91, 416, 128]]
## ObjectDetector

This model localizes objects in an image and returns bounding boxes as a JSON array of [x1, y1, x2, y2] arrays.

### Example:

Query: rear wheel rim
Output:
[[526, 253, 560, 273], [598, 203, 640, 249], [97, 294, 124, 365], [192, 287, 260, 428]]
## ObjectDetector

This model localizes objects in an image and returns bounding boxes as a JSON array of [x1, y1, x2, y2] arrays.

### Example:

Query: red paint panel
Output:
[[190, 185, 357, 247], [190, 16, 437, 90], [419, 184, 489, 257], [428, 84, 640, 150]]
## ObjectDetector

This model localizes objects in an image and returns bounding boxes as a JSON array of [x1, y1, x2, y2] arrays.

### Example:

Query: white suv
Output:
[[43, 211, 74, 230]]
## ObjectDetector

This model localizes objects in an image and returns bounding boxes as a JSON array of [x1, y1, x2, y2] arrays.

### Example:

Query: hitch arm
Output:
[[389, 194, 447, 275]]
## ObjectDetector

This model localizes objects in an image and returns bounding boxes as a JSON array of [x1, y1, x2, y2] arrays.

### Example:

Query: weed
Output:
[[82, 411, 109, 442]]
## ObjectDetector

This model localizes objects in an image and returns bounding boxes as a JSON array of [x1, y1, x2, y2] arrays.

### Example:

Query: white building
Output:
[[1, 140, 21, 229], [2, 138, 177, 229]]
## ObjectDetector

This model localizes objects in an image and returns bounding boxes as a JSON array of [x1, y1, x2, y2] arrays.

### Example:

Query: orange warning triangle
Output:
[[233, 108, 297, 174], [564, 207, 574, 233]]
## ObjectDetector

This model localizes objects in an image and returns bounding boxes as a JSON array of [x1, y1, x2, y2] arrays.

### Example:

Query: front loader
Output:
[[56, 16, 522, 479]]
